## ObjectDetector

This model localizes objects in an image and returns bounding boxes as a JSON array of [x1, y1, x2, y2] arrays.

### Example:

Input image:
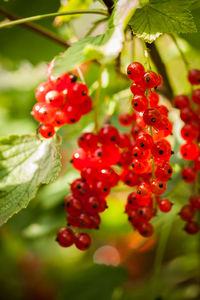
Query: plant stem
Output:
[[0, 9, 108, 29], [94, 65, 104, 133], [146, 42, 174, 101], [85, 17, 108, 37], [0, 7, 70, 47]]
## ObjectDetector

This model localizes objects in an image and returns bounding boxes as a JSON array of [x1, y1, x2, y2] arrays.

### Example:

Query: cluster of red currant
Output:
[[57, 127, 124, 250], [174, 68, 200, 234], [32, 61, 92, 138], [122, 62, 174, 237]]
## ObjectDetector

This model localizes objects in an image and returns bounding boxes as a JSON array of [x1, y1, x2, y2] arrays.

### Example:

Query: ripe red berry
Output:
[[67, 82, 88, 104], [188, 69, 200, 85], [158, 199, 172, 213], [130, 81, 146, 95], [80, 96, 92, 115], [78, 132, 98, 151], [180, 142, 199, 160], [155, 162, 173, 182], [184, 221, 199, 234], [151, 179, 166, 195], [63, 103, 82, 124], [132, 95, 148, 112], [127, 62, 145, 81], [181, 124, 199, 141], [131, 159, 150, 174], [180, 205, 195, 221], [192, 89, 200, 105], [98, 125, 119, 144], [174, 95, 190, 109], [143, 71, 158, 88], [151, 140, 171, 161], [136, 182, 152, 198], [71, 178, 90, 198], [119, 113, 133, 126], [56, 228, 75, 247], [52, 110, 68, 127], [143, 108, 161, 127], [189, 196, 200, 210], [35, 81, 53, 102], [64, 194, 83, 216], [75, 233, 92, 250], [72, 148, 90, 171], [181, 166, 197, 183], [45, 90, 64, 107], [180, 107, 195, 123], [136, 133, 154, 150], [149, 91, 159, 107], [121, 169, 140, 186], [137, 206, 153, 223], [32, 103, 55, 124], [138, 223, 154, 237], [40, 124, 55, 138]]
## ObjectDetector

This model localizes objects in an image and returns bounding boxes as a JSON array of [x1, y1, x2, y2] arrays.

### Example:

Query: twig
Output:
[[146, 42, 174, 101], [0, 7, 70, 47], [94, 65, 104, 133], [0, 8, 108, 29]]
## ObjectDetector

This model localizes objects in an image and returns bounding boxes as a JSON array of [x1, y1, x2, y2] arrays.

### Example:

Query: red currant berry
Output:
[[32, 103, 55, 124], [151, 179, 166, 195], [80, 96, 92, 115], [194, 155, 200, 170], [143, 71, 158, 88], [136, 182, 152, 198], [189, 196, 200, 210], [149, 90, 159, 107], [180, 142, 199, 160], [130, 81, 146, 95], [188, 69, 200, 85], [180, 205, 195, 221], [158, 199, 172, 213], [67, 82, 88, 104], [174, 95, 190, 109], [56, 228, 75, 247], [121, 169, 140, 186], [136, 133, 154, 150], [40, 124, 55, 138], [143, 108, 161, 127], [192, 89, 200, 105], [119, 113, 133, 126], [138, 223, 154, 237], [98, 125, 119, 144], [64, 194, 83, 217], [127, 62, 145, 81], [184, 221, 199, 234], [35, 81, 53, 102], [71, 178, 90, 198], [78, 132, 98, 151], [151, 140, 171, 161], [132, 95, 148, 112], [63, 103, 82, 124], [181, 166, 197, 183], [155, 162, 173, 182], [131, 159, 150, 174], [181, 124, 199, 141], [45, 90, 64, 108], [117, 133, 132, 148], [180, 107, 195, 123], [75, 233, 92, 250], [137, 206, 153, 223]]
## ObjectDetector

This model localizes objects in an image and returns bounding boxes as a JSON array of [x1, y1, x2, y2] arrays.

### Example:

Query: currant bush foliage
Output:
[[0, 135, 61, 225]]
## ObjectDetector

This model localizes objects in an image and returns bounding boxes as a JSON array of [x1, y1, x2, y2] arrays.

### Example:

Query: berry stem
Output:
[[94, 65, 104, 133], [143, 41, 151, 70], [76, 67, 86, 84], [0, 9, 109, 29]]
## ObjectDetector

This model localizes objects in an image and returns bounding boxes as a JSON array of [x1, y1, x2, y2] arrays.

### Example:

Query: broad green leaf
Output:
[[0, 135, 61, 226], [129, 0, 197, 43], [53, 0, 139, 75], [54, 0, 93, 25]]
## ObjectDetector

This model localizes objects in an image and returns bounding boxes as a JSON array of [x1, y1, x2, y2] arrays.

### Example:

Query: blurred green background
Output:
[[0, 1, 200, 299]]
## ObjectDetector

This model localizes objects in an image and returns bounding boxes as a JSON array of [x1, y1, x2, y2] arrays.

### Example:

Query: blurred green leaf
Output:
[[0, 135, 61, 225], [129, 0, 197, 43], [53, 0, 139, 75]]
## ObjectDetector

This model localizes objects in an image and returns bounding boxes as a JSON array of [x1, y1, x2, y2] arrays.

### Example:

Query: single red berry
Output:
[[117, 132, 132, 148], [121, 169, 140, 186], [158, 199, 172, 213], [71, 178, 90, 198], [98, 125, 119, 144], [180, 205, 195, 221], [132, 95, 148, 112], [52, 110, 67, 127], [136, 182, 152, 198], [137, 206, 153, 223], [78, 132, 98, 151], [184, 221, 199, 234], [119, 113, 133, 126], [151, 179, 166, 195], [130, 81, 146, 95], [132, 146, 151, 160], [155, 162, 173, 182], [131, 124, 142, 139], [151, 140, 171, 161], [174, 95, 190, 109], [143, 71, 158, 88], [40, 124, 55, 138], [64, 194, 83, 217], [143, 108, 161, 127], [181, 124, 199, 141], [138, 223, 154, 237], [51, 73, 71, 91], [98, 168, 119, 187], [188, 69, 200, 85], [56, 228, 75, 247], [180, 107, 195, 123], [180, 142, 199, 160], [89, 214, 101, 229], [157, 105, 168, 116], [84, 196, 106, 214], [92, 181, 110, 197], [181, 166, 197, 183], [67, 82, 88, 104], [63, 103, 82, 124], [127, 62, 145, 81], [75, 233, 92, 250], [72, 148, 90, 171], [119, 150, 133, 166], [131, 159, 150, 174], [32, 103, 55, 124], [192, 89, 200, 105], [136, 133, 154, 150]]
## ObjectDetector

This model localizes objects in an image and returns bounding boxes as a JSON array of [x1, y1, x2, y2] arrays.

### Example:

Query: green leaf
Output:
[[0, 135, 61, 226], [129, 0, 197, 43], [53, 0, 139, 75]]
